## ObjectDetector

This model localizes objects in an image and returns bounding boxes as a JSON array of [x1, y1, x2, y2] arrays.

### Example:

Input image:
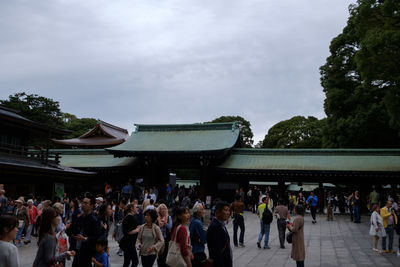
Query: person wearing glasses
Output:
[[72, 194, 101, 267]]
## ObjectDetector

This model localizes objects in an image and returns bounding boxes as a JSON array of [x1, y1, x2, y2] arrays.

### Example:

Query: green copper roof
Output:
[[218, 149, 400, 172], [50, 149, 136, 168], [107, 122, 241, 155]]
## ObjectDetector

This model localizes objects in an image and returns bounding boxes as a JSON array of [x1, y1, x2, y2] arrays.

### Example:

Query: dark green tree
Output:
[[262, 116, 325, 148], [208, 116, 254, 147], [62, 113, 98, 138], [320, 0, 400, 148], [0, 92, 64, 128]]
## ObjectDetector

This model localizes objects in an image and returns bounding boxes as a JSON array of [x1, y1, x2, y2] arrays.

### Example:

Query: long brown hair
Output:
[[38, 207, 57, 246], [172, 207, 188, 230]]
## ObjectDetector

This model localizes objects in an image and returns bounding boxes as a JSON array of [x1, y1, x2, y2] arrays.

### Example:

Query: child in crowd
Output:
[[91, 237, 109, 267]]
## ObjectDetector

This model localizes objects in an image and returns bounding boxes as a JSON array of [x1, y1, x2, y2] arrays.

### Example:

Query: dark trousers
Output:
[[72, 250, 92, 267], [123, 243, 139, 267], [349, 205, 354, 221], [141, 255, 156, 267], [296, 261, 304, 267], [382, 225, 394, 251], [277, 219, 286, 247], [157, 241, 169, 267], [353, 206, 361, 223], [310, 206, 317, 221], [191, 252, 207, 267], [252, 201, 257, 213], [233, 214, 245, 245]]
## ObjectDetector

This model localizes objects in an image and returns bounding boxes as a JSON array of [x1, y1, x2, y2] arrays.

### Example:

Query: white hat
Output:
[[96, 197, 104, 202]]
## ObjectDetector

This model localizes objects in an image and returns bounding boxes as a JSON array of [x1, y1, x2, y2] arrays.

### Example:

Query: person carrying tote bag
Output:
[[166, 207, 193, 267]]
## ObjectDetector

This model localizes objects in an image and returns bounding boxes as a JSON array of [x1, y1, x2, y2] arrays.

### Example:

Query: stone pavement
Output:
[[18, 212, 399, 266]]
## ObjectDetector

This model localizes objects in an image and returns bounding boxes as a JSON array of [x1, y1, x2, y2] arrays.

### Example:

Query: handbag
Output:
[[56, 231, 68, 254], [286, 231, 293, 244], [166, 225, 187, 267]]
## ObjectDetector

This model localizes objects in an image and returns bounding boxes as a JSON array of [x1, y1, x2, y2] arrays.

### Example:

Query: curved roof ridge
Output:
[[135, 122, 240, 132], [99, 120, 128, 134]]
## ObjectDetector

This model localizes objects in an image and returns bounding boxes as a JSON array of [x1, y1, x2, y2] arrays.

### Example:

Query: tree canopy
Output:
[[320, 0, 400, 148], [0, 92, 64, 128], [261, 116, 325, 148], [62, 113, 98, 138], [208, 116, 254, 147], [1, 92, 98, 139]]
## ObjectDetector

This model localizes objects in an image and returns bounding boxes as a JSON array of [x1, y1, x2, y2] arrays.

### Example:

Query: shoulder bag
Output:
[[166, 225, 187, 267]]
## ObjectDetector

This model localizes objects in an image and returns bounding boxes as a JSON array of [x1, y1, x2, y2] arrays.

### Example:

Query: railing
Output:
[[0, 144, 60, 164]]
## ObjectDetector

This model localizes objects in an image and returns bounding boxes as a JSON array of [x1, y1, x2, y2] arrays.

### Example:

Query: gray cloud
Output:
[[0, 0, 355, 143]]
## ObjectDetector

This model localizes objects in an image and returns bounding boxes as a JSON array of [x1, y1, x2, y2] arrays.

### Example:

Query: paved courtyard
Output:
[[18, 212, 399, 266]]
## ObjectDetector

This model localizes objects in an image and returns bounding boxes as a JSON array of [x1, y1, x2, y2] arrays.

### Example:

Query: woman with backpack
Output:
[[137, 209, 164, 267]]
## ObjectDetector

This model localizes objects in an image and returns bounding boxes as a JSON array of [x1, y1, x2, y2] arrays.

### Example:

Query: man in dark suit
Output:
[[206, 201, 233, 267], [72, 194, 101, 267]]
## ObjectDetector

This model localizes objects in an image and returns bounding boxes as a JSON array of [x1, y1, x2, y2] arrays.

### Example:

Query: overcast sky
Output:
[[0, 0, 355, 144]]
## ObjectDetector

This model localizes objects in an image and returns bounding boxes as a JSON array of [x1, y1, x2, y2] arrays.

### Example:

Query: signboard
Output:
[[54, 183, 64, 199]]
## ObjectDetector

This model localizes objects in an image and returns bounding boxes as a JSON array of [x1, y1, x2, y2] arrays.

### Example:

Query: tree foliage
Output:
[[62, 113, 98, 138], [320, 0, 400, 148], [0, 92, 64, 128], [1, 92, 98, 138], [208, 116, 254, 148], [261, 116, 325, 148]]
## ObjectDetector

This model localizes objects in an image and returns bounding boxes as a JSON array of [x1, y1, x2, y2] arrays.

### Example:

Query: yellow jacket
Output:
[[380, 206, 398, 228]]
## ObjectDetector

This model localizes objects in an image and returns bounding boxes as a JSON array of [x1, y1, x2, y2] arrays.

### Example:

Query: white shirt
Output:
[[0, 240, 20, 267], [145, 205, 155, 211]]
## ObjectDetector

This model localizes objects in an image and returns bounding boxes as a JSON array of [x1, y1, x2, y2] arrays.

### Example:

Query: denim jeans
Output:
[[16, 221, 25, 241], [233, 214, 245, 245], [382, 225, 394, 251], [258, 220, 271, 247], [353, 206, 360, 223]]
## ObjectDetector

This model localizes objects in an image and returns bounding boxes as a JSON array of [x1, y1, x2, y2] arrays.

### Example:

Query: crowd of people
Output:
[[0, 183, 399, 267]]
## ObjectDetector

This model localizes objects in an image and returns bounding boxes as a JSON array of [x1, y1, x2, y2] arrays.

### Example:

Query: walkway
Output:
[[19, 212, 399, 266]]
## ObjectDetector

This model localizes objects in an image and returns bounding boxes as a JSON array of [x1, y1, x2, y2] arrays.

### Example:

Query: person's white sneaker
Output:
[[372, 248, 380, 254], [397, 250, 400, 257]]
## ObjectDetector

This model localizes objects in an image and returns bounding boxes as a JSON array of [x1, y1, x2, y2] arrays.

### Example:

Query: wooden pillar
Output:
[[144, 163, 169, 201], [278, 180, 285, 202], [200, 167, 216, 200], [318, 182, 324, 214]]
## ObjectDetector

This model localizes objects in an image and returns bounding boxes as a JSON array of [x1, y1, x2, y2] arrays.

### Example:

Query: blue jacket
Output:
[[206, 218, 232, 267], [307, 195, 318, 207], [189, 217, 206, 254]]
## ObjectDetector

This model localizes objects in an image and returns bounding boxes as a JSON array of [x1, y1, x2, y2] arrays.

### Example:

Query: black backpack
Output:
[[262, 207, 273, 224]]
